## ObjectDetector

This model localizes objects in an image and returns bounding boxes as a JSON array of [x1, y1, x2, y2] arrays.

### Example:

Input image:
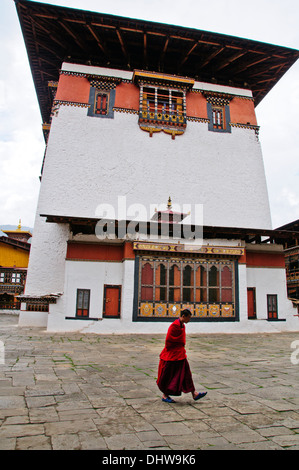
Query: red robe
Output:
[[157, 318, 195, 396], [159, 318, 186, 361]]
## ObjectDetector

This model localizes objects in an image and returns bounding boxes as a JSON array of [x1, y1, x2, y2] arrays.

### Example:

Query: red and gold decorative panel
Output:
[[221, 304, 234, 317], [139, 302, 154, 317], [182, 303, 194, 316], [168, 304, 180, 317], [155, 303, 167, 317], [195, 304, 208, 318], [136, 255, 237, 321], [209, 304, 220, 317]]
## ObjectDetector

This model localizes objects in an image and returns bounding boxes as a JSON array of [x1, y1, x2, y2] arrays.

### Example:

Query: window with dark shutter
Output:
[[76, 289, 90, 317], [212, 106, 224, 129], [95, 92, 108, 115]]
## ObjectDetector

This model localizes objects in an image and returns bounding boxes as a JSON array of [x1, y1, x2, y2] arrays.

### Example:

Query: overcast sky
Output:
[[1, 0, 298, 230]]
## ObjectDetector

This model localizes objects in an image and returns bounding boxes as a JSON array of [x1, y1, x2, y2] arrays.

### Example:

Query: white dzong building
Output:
[[15, 0, 299, 333]]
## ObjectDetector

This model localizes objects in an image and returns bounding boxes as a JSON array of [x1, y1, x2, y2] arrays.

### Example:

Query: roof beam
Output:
[[85, 23, 107, 56], [179, 41, 198, 68], [34, 39, 61, 61], [40, 56, 58, 69], [31, 17, 68, 51], [159, 36, 169, 69], [32, 13, 58, 20], [200, 46, 225, 69], [58, 20, 85, 50], [116, 28, 130, 67], [38, 69, 57, 80], [143, 32, 148, 69], [90, 21, 116, 30], [250, 61, 287, 79], [233, 55, 271, 74], [215, 49, 247, 72]]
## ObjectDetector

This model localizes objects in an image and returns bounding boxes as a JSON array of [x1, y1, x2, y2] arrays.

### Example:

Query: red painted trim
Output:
[[66, 242, 135, 261], [186, 92, 207, 118], [229, 96, 257, 126], [246, 251, 285, 268], [238, 251, 247, 264], [54, 75, 257, 127], [114, 82, 139, 110], [123, 242, 135, 259], [55, 74, 90, 104]]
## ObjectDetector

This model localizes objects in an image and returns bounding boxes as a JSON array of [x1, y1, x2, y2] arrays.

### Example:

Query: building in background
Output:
[[277, 219, 299, 313], [15, 0, 299, 333], [0, 221, 31, 310]]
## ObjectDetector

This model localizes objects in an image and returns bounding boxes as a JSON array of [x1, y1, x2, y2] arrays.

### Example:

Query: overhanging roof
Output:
[[276, 219, 299, 232], [40, 214, 299, 244], [15, 0, 299, 123], [0, 236, 30, 252]]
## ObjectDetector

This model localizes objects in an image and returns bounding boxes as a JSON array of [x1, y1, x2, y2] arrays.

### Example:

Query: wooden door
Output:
[[103, 285, 121, 318], [247, 288, 256, 319]]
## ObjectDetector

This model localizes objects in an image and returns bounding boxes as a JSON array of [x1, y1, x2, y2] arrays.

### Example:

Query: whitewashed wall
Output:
[[38, 104, 271, 230]]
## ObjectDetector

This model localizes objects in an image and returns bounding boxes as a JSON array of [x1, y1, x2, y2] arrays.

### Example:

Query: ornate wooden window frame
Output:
[[133, 70, 194, 139], [133, 255, 239, 322], [140, 85, 186, 124], [87, 77, 117, 119], [204, 92, 232, 133]]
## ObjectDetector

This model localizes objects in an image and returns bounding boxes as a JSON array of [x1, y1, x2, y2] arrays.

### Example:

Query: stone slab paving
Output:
[[0, 314, 299, 451]]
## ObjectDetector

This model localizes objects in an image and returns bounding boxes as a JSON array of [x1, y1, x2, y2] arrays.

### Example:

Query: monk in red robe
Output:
[[157, 309, 207, 403]]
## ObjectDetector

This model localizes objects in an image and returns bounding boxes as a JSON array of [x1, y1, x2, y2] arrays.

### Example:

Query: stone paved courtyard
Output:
[[0, 314, 299, 450]]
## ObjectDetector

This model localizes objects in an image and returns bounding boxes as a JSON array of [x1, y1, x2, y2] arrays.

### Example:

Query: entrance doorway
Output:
[[103, 285, 121, 318]]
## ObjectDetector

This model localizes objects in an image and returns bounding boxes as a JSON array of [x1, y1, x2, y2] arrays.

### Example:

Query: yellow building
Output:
[[0, 222, 31, 310]]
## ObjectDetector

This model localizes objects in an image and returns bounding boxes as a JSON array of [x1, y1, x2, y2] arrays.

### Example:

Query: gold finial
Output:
[[167, 196, 172, 209], [17, 219, 21, 230]]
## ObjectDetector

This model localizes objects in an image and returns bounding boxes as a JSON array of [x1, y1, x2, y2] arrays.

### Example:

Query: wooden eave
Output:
[[15, 0, 299, 123], [40, 214, 299, 244], [0, 236, 30, 252], [133, 70, 195, 89], [276, 219, 299, 232]]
